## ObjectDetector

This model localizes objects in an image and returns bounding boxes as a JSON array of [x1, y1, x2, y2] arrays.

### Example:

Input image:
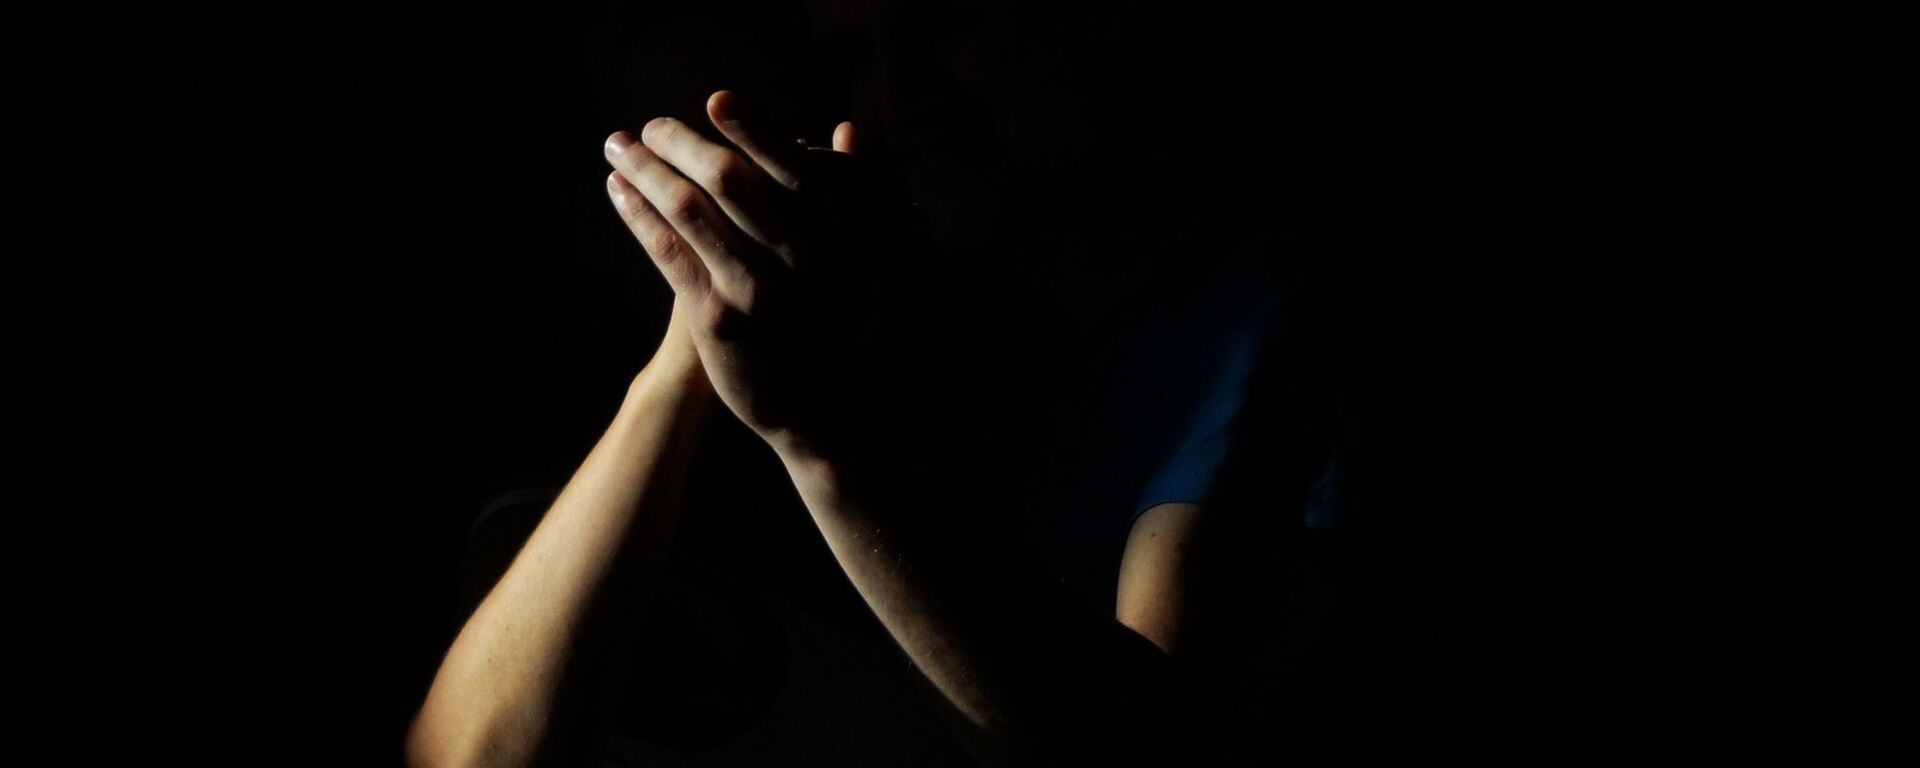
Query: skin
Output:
[[598, 90, 1335, 764], [405, 303, 715, 768], [407, 85, 1336, 765]]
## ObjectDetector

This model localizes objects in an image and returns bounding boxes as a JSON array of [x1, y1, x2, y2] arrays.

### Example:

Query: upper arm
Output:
[[1115, 502, 1205, 655], [1115, 500, 1340, 741]]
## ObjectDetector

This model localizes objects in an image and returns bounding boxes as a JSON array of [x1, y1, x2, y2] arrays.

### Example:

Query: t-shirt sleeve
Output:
[[1129, 296, 1274, 526], [1127, 274, 1345, 532]]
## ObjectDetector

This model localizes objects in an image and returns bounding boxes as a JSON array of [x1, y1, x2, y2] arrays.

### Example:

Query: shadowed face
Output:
[[808, 0, 1179, 329]]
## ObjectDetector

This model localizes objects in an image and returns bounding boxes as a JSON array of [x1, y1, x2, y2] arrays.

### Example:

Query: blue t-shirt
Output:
[[992, 204, 1345, 616]]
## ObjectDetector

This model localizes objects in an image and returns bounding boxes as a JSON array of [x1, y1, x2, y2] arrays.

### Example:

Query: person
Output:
[[408, 5, 1382, 764]]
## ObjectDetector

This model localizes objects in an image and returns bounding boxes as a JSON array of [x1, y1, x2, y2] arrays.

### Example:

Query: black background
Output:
[[5, 1, 1557, 763]]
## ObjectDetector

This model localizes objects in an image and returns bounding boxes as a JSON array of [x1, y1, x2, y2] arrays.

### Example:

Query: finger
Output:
[[706, 90, 808, 192], [833, 121, 855, 155], [638, 116, 791, 253], [605, 132, 760, 308], [606, 170, 709, 297]]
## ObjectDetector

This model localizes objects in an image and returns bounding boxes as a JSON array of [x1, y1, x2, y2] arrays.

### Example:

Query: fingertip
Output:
[[833, 121, 856, 155], [709, 90, 739, 122], [641, 116, 678, 146], [606, 130, 635, 157]]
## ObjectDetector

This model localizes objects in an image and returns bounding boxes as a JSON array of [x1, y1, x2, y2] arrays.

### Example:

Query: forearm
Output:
[[769, 401, 1213, 765], [407, 357, 712, 768]]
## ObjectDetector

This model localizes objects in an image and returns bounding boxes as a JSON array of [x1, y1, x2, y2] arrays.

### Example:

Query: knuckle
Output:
[[615, 194, 649, 224], [646, 227, 682, 262], [704, 153, 752, 199], [661, 184, 706, 222]]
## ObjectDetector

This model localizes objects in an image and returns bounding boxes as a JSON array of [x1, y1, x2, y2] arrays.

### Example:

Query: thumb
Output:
[[832, 121, 856, 155]]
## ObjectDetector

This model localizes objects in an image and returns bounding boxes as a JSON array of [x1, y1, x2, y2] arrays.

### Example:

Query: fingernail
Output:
[[606, 132, 633, 155]]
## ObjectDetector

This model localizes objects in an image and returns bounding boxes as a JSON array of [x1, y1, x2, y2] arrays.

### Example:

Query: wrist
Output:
[[630, 349, 712, 410]]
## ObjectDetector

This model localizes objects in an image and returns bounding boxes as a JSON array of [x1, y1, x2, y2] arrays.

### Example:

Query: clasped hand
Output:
[[604, 90, 919, 460]]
